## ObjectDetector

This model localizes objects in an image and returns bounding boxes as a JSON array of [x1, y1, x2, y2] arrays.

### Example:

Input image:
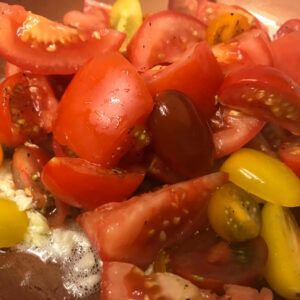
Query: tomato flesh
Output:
[[78, 172, 227, 267]]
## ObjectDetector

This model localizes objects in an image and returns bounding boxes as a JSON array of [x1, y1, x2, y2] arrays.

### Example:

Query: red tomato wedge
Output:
[[0, 3, 124, 75], [219, 65, 300, 135], [101, 261, 217, 300], [127, 10, 206, 71], [78, 172, 227, 267], [53, 52, 153, 167], [278, 137, 300, 177], [212, 29, 273, 76], [211, 107, 265, 158], [41, 157, 145, 210], [145, 42, 223, 117], [275, 19, 300, 39], [0, 73, 58, 147], [272, 32, 300, 86]]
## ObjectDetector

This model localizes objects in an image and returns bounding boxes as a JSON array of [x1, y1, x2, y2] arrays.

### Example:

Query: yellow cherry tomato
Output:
[[0, 198, 29, 248], [0, 144, 3, 166], [221, 148, 300, 207], [110, 0, 143, 51], [261, 203, 300, 300], [206, 12, 252, 45], [208, 182, 261, 242]]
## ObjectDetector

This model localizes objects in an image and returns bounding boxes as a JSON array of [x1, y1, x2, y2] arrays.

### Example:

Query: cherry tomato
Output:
[[160, 228, 268, 293], [127, 10, 206, 71], [221, 148, 300, 207], [12, 145, 50, 211], [261, 203, 300, 300], [78, 172, 227, 267], [42, 157, 145, 210], [210, 107, 265, 159], [275, 19, 300, 39], [278, 137, 300, 177], [0, 198, 29, 248], [0, 73, 58, 147], [145, 42, 223, 118], [272, 32, 300, 87], [148, 91, 214, 179], [208, 182, 261, 242], [54, 52, 153, 167], [219, 65, 300, 135], [0, 3, 125, 75]]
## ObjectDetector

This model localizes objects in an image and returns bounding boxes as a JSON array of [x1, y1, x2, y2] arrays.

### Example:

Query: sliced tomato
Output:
[[145, 42, 223, 117], [101, 261, 217, 300], [54, 52, 153, 167], [278, 137, 300, 177], [275, 19, 300, 39], [0, 3, 124, 75], [12, 144, 51, 211], [219, 65, 300, 135], [212, 29, 273, 76], [210, 107, 265, 159], [0, 73, 58, 147], [78, 172, 227, 267], [5, 62, 22, 78], [163, 229, 268, 293], [127, 10, 206, 72], [41, 157, 145, 210], [272, 32, 300, 86]]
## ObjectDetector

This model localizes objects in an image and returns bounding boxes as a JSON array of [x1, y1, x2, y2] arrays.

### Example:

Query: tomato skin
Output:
[[219, 65, 300, 135], [54, 52, 153, 167], [211, 107, 265, 159], [78, 172, 227, 267], [127, 10, 206, 71], [41, 157, 145, 210], [278, 137, 300, 177], [0, 73, 58, 147], [145, 42, 223, 118], [272, 32, 300, 87], [0, 3, 125, 75]]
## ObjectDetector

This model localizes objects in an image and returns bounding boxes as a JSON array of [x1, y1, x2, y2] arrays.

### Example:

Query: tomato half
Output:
[[145, 42, 223, 117], [54, 52, 153, 167], [0, 73, 58, 147], [272, 32, 300, 87], [41, 157, 145, 210], [210, 107, 265, 159], [0, 3, 124, 75], [219, 65, 300, 135], [127, 10, 206, 71], [78, 172, 227, 267]]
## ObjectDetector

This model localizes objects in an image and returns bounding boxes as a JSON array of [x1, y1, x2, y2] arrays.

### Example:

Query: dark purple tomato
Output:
[[148, 90, 214, 179]]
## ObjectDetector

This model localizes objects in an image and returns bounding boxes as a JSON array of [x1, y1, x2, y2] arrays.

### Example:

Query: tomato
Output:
[[148, 90, 214, 179], [212, 29, 273, 76], [168, 0, 204, 16], [210, 107, 265, 159], [54, 52, 153, 167], [219, 65, 300, 135], [145, 42, 223, 117], [12, 145, 51, 211], [0, 73, 58, 147], [221, 148, 300, 207], [206, 12, 253, 45], [261, 203, 300, 300], [275, 19, 300, 39], [5, 62, 21, 78], [0, 198, 29, 248], [127, 10, 206, 71], [110, 0, 143, 51], [208, 182, 261, 242], [159, 228, 268, 293], [0, 3, 125, 75], [101, 261, 216, 300], [41, 157, 145, 210], [272, 32, 300, 87], [278, 137, 300, 177], [78, 172, 227, 267]]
